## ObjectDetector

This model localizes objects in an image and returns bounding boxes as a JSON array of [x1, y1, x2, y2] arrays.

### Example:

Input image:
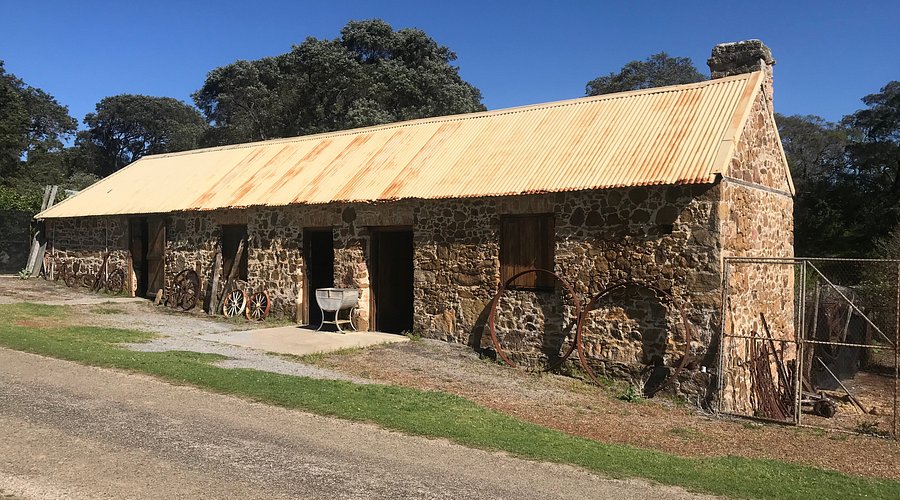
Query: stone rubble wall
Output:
[[45, 216, 130, 289], [44, 184, 724, 395], [718, 88, 795, 415], [414, 186, 722, 394]]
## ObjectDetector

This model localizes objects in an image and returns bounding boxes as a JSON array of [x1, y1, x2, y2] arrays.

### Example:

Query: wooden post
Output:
[[27, 185, 58, 276], [214, 239, 245, 314], [206, 249, 223, 315]]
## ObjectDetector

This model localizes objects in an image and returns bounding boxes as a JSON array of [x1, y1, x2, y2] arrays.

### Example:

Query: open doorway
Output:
[[128, 218, 148, 297], [129, 216, 165, 298], [370, 228, 414, 334], [303, 228, 335, 327]]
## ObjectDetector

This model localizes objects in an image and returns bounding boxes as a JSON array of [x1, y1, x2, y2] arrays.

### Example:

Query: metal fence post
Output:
[[894, 263, 899, 439], [716, 259, 731, 415], [794, 260, 806, 426]]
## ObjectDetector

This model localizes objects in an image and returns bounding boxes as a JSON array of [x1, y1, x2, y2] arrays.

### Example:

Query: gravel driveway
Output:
[[0, 276, 362, 382]]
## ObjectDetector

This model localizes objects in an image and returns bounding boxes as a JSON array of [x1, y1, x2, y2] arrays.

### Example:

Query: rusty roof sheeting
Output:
[[38, 72, 764, 219]]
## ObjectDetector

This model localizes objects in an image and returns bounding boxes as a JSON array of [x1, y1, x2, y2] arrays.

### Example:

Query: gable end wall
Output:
[[718, 87, 795, 414]]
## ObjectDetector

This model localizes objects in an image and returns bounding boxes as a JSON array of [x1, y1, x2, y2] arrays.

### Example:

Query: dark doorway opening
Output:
[[221, 225, 249, 280], [129, 216, 165, 298], [129, 218, 149, 297], [371, 228, 414, 334], [304, 229, 335, 327]]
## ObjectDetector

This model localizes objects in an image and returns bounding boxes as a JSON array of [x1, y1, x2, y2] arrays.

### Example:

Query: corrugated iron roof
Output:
[[38, 72, 765, 219]]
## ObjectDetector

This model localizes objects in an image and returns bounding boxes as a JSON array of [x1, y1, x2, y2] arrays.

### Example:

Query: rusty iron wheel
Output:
[[486, 268, 582, 370], [574, 280, 693, 397]]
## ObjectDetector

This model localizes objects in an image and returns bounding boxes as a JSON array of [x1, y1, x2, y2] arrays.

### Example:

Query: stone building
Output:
[[38, 40, 794, 400]]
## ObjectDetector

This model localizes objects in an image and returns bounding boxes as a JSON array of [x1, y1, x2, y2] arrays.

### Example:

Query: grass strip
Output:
[[1, 303, 898, 499]]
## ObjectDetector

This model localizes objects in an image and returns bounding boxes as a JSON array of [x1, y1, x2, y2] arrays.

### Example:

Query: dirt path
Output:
[[0, 348, 713, 500], [314, 340, 900, 481]]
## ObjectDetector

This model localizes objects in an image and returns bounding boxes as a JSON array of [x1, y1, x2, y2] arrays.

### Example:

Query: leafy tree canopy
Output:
[[0, 61, 77, 183], [78, 94, 207, 176], [778, 81, 900, 257], [585, 52, 706, 96], [193, 19, 485, 145]]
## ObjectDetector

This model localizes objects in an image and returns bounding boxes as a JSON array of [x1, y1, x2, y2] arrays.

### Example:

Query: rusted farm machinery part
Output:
[[166, 270, 200, 311], [245, 290, 271, 321], [574, 280, 694, 398], [57, 260, 76, 287], [486, 268, 582, 370], [62, 261, 81, 288], [79, 264, 95, 288], [223, 289, 248, 318]]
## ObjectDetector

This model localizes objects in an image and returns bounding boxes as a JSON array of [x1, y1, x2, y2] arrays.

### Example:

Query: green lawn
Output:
[[1, 302, 897, 499]]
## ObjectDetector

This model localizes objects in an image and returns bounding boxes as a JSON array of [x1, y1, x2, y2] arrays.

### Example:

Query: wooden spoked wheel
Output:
[[245, 291, 271, 321], [106, 269, 126, 294], [222, 289, 247, 318]]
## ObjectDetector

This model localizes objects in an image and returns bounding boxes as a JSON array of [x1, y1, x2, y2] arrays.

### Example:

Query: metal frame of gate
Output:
[[718, 257, 900, 439]]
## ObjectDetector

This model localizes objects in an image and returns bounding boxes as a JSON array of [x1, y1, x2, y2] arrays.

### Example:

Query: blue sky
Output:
[[1, 0, 897, 130]]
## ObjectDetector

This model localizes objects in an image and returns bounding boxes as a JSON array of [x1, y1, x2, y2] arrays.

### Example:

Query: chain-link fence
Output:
[[719, 257, 899, 438], [0, 210, 33, 274]]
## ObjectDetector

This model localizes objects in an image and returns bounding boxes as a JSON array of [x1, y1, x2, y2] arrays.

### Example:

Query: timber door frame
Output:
[[146, 217, 166, 298], [302, 227, 335, 326], [368, 226, 414, 334]]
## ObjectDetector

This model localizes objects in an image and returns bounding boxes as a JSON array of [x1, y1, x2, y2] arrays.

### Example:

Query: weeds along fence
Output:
[[718, 257, 900, 439]]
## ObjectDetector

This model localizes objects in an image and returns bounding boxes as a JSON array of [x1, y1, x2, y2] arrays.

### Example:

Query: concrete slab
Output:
[[199, 326, 408, 357]]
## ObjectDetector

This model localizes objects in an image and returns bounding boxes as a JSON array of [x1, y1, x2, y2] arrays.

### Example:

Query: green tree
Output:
[[585, 52, 706, 96], [776, 114, 851, 256], [0, 61, 76, 184], [842, 81, 900, 218], [778, 82, 900, 257], [79, 94, 207, 176], [193, 19, 484, 146]]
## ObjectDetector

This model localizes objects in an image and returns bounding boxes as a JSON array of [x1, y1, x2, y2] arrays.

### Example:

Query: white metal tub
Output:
[[315, 288, 359, 332]]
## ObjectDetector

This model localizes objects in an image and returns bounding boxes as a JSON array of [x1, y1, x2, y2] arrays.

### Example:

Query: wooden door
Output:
[[146, 218, 166, 297]]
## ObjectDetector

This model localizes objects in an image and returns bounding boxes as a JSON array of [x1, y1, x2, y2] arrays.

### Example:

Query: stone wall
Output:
[[413, 186, 722, 393], [44, 184, 724, 393], [45, 216, 129, 287], [718, 87, 795, 415]]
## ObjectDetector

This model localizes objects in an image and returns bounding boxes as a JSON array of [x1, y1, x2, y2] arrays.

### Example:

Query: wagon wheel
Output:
[[64, 270, 77, 288], [222, 289, 247, 318], [165, 271, 187, 308], [105, 269, 126, 294], [53, 260, 63, 282], [245, 291, 271, 321], [177, 270, 200, 311]]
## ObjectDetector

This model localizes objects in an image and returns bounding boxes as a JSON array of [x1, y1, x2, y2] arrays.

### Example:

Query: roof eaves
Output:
[[708, 71, 763, 178]]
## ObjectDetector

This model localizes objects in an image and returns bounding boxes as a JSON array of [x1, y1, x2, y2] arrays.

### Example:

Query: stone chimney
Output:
[[708, 39, 775, 107]]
